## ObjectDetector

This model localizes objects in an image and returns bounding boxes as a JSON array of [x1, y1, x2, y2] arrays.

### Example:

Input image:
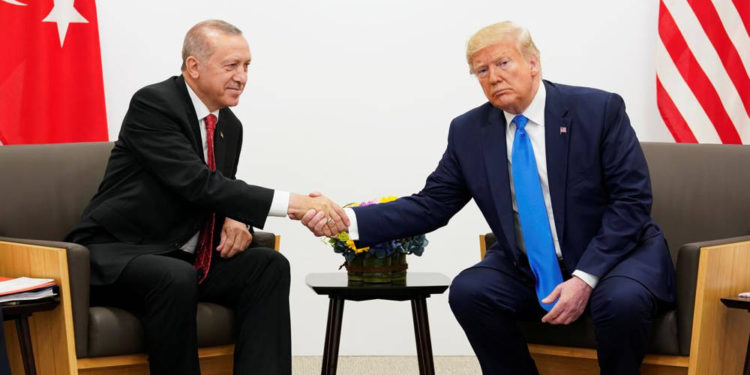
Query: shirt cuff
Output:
[[268, 190, 290, 217], [344, 207, 359, 240], [572, 270, 599, 289]]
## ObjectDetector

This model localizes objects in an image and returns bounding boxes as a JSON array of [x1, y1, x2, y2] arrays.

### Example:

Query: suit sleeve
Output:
[[354, 121, 472, 246], [118, 86, 274, 228], [575, 93, 654, 277]]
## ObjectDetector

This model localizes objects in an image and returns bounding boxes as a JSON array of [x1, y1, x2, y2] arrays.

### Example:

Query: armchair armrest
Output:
[[0, 236, 90, 358], [675, 235, 750, 355], [0, 238, 78, 373], [249, 231, 280, 251]]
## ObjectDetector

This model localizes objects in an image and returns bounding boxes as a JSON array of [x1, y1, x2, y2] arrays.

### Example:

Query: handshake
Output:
[[287, 192, 350, 237]]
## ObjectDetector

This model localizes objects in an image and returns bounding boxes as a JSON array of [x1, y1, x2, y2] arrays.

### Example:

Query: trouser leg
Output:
[[92, 252, 200, 375], [590, 276, 658, 375], [199, 247, 291, 375], [449, 263, 543, 375]]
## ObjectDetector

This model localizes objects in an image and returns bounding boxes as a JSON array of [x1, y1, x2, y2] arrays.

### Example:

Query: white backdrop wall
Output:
[[97, 0, 672, 355]]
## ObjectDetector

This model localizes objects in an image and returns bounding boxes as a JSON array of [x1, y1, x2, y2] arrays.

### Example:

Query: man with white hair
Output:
[[304, 21, 675, 374]]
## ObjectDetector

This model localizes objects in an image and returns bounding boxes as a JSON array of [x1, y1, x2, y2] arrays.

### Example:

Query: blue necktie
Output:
[[511, 114, 563, 311]]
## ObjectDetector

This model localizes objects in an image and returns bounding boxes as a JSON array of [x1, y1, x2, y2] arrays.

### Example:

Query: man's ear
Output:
[[528, 56, 540, 76], [185, 56, 200, 79]]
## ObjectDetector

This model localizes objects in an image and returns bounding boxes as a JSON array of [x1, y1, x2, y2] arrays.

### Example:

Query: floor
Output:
[[292, 356, 482, 374]]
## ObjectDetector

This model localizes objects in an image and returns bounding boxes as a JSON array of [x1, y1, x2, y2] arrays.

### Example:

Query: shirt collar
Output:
[[184, 80, 220, 122], [503, 81, 546, 127]]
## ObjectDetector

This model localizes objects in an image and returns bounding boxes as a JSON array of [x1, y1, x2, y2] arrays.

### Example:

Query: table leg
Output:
[[15, 316, 36, 375], [321, 296, 345, 375], [743, 333, 749, 375], [411, 297, 435, 375]]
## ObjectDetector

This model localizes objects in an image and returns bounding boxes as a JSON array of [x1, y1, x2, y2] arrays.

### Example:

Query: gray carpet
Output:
[[292, 356, 481, 374]]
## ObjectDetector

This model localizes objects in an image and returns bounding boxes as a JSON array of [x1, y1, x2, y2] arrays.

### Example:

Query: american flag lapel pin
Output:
[[560, 126, 567, 135]]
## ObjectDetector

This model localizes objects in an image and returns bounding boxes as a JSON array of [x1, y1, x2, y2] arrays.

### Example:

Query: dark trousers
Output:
[[448, 256, 658, 375], [0, 308, 10, 375], [91, 247, 291, 375]]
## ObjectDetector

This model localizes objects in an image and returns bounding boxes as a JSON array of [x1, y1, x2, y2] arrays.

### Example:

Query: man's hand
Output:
[[540, 276, 592, 325], [288, 192, 349, 236], [216, 217, 253, 259]]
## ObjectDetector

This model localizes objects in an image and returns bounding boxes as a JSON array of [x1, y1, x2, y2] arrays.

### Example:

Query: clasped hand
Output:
[[540, 276, 592, 325], [216, 217, 252, 258], [288, 192, 349, 237]]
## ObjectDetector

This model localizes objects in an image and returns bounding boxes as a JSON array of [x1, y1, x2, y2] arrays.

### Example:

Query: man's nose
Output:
[[234, 68, 247, 84], [488, 66, 503, 83]]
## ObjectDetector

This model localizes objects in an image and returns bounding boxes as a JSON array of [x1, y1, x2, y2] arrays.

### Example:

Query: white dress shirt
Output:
[[180, 82, 289, 253], [346, 83, 598, 289]]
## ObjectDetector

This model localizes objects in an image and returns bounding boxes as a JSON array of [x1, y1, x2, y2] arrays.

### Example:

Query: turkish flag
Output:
[[0, 0, 108, 145]]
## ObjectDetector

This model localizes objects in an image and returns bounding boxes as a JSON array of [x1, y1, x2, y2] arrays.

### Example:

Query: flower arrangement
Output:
[[326, 196, 428, 283]]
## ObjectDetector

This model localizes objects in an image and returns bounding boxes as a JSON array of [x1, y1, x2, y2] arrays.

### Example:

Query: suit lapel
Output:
[[481, 106, 518, 254], [543, 81, 570, 244], [175, 76, 205, 162]]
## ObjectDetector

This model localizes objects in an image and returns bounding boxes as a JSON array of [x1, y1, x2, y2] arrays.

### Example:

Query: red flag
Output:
[[0, 0, 108, 145]]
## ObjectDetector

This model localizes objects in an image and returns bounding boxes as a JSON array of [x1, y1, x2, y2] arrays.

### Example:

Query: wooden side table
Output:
[[2, 299, 60, 375], [306, 272, 450, 375], [721, 297, 750, 375]]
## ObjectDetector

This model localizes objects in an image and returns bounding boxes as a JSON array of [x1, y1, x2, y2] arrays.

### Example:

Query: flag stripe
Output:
[[656, 78, 699, 143], [656, 38, 722, 143], [688, 0, 750, 117], [714, 0, 750, 74], [665, 0, 749, 141], [658, 0, 742, 144], [664, 0, 750, 140], [731, 0, 750, 35]]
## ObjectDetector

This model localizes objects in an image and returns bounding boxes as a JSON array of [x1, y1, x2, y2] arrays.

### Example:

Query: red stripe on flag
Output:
[[731, 0, 750, 36], [658, 1, 742, 144], [688, 0, 750, 117], [656, 77, 699, 143]]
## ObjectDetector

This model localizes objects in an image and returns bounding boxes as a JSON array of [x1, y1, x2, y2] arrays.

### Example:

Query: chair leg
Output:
[[15, 316, 35, 375]]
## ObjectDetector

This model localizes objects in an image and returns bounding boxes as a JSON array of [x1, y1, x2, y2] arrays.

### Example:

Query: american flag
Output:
[[656, 0, 749, 144]]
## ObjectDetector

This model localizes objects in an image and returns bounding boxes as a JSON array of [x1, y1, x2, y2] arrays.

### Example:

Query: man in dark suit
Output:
[[67, 20, 348, 375], [303, 21, 675, 374]]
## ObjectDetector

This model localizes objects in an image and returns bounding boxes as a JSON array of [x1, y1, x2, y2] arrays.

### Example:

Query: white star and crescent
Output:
[[42, 0, 89, 47], [3, 0, 89, 47]]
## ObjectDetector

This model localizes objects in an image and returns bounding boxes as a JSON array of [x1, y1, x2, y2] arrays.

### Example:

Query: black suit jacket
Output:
[[67, 76, 274, 285]]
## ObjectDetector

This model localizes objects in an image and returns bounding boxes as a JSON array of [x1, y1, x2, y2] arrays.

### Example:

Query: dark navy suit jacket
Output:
[[353, 80, 675, 302]]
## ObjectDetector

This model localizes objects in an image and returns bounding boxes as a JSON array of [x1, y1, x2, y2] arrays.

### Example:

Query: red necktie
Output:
[[194, 114, 217, 284]]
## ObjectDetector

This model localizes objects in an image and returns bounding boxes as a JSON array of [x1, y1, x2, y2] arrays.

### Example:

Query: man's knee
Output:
[[153, 261, 198, 301], [237, 248, 290, 284], [449, 268, 492, 319], [590, 277, 655, 326], [267, 249, 290, 283]]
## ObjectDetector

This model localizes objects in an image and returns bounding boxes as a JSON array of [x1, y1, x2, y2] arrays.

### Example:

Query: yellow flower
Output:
[[346, 240, 356, 250], [355, 246, 370, 254], [379, 196, 398, 203]]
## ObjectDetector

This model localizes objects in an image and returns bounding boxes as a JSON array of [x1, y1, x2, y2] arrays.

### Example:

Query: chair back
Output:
[[0, 142, 113, 241]]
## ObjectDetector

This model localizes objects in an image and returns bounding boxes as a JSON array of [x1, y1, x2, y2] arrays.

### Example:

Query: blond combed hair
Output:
[[466, 21, 540, 74]]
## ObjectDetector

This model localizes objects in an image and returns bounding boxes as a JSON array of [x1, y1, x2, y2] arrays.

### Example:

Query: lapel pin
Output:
[[560, 126, 567, 135], [220, 131, 224, 139]]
